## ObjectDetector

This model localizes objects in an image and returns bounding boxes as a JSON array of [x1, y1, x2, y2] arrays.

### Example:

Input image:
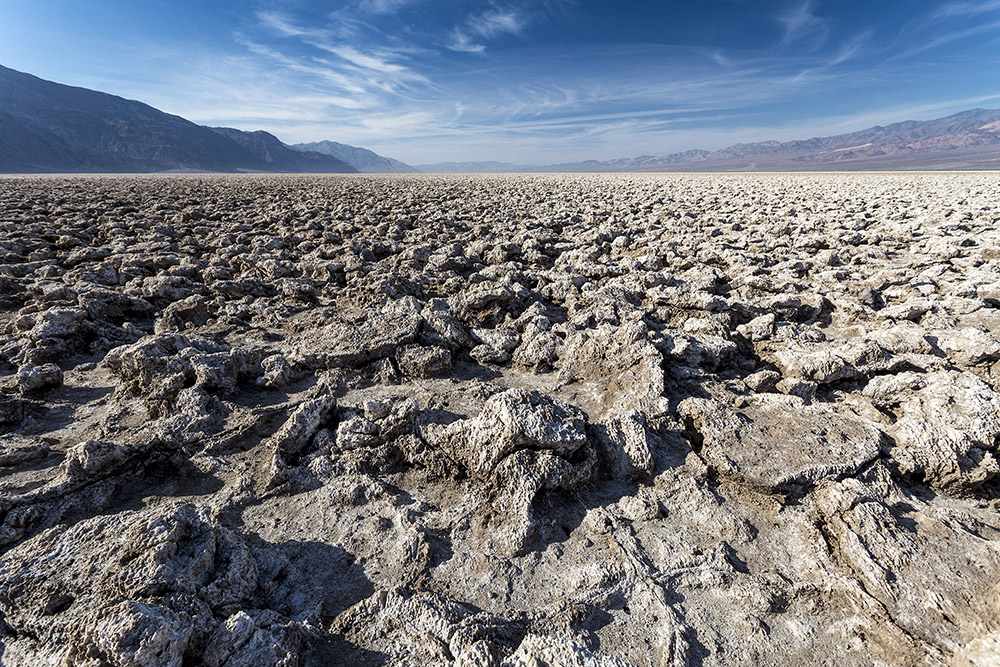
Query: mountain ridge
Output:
[[414, 109, 1000, 172], [535, 108, 1000, 172], [292, 140, 417, 173]]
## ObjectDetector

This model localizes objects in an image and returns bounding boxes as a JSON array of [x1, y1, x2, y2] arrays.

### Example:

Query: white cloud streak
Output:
[[932, 0, 1000, 18], [358, 0, 416, 15], [469, 9, 527, 38], [887, 19, 1000, 61], [777, 0, 827, 47], [448, 7, 528, 53]]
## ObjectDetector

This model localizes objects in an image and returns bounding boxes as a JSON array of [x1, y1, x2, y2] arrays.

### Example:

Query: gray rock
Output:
[[600, 410, 657, 480], [289, 310, 421, 369], [935, 327, 1000, 368], [736, 313, 775, 341], [514, 330, 561, 373], [431, 389, 596, 552], [61, 439, 127, 480], [0, 505, 261, 667], [258, 354, 294, 388], [469, 344, 511, 365], [471, 326, 520, 353], [775, 377, 818, 403], [203, 610, 303, 667], [16, 363, 63, 393], [444, 388, 588, 475], [864, 370, 1000, 492], [744, 369, 781, 393], [813, 473, 1000, 660], [679, 395, 883, 491], [266, 386, 337, 489], [396, 344, 452, 378], [102, 333, 220, 416], [558, 321, 665, 413]]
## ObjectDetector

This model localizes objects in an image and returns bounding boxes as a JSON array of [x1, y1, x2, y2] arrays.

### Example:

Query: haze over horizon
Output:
[[2, 0, 999, 165]]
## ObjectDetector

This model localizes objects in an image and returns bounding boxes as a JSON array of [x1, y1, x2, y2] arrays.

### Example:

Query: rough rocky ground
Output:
[[1, 173, 1000, 666]]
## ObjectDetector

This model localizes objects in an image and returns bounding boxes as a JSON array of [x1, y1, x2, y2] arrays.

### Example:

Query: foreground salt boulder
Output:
[[264, 385, 338, 491], [334, 587, 634, 667], [863, 370, 1000, 492], [102, 333, 255, 417], [0, 504, 303, 667], [767, 338, 903, 386], [557, 320, 665, 414], [598, 410, 657, 481], [287, 308, 421, 371], [678, 394, 884, 492], [430, 388, 597, 553], [812, 473, 1000, 660], [15, 362, 63, 394], [442, 388, 588, 474]]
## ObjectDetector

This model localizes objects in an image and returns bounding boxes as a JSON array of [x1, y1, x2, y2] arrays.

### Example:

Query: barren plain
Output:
[[1, 173, 1000, 666]]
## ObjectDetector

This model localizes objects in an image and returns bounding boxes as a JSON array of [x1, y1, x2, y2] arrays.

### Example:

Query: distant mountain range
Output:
[[535, 109, 1000, 172], [2, 63, 1000, 173], [0, 64, 361, 173], [414, 161, 527, 173], [417, 110, 1000, 173], [293, 140, 417, 173]]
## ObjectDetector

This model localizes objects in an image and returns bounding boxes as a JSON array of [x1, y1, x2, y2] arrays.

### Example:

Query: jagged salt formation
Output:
[[1, 173, 1000, 665]]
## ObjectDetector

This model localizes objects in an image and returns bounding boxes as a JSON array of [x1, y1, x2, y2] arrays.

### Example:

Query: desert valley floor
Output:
[[1, 173, 1000, 666]]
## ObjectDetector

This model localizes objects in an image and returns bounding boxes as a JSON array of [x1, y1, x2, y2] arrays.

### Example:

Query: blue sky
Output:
[[2, 0, 1000, 164]]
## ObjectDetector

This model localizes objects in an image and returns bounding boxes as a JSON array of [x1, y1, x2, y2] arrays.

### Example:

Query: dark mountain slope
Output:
[[0, 65, 355, 173]]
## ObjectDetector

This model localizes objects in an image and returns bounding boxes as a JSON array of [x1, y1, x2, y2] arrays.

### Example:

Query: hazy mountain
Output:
[[414, 161, 528, 173], [292, 140, 417, 173], [543, 109, 1000, 172], [0, 64, 356, 173], [205, 128, 356, 173]]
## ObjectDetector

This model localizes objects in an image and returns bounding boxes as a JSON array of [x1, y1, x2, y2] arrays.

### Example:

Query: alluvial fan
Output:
[[1, 173, 1000, 666]]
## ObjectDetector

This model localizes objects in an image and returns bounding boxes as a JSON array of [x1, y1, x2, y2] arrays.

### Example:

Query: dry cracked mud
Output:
[[1, 172, 1000, 666]]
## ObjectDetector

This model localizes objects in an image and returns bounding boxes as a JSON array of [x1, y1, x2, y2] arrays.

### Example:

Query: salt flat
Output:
[[1, 173, 999, 666]]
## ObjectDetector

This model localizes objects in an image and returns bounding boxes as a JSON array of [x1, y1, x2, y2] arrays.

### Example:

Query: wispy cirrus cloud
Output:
[[238, 40, 371, 100], [777, 0, 828, 47], [255, 11, 308, 39], [324, 45, 424, 80], [932, 0, 1000, 18], [448, 7, 528, 53], [887, 19, 1000, 62], [253, 10, 429, 93], [469, 8, 528, 39], [447, 34, 487, 53], [827, 30, 871, 66], [358, 0, 417, 15]]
